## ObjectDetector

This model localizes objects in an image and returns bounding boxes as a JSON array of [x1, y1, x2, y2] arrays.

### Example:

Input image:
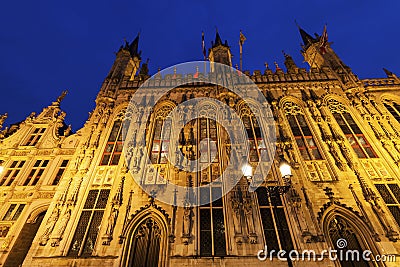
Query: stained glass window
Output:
[[150, 118, 171, 164], [69, 189, 110, 257]]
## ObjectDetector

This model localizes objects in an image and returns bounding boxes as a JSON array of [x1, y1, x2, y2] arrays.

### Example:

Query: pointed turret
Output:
[[283, 51, 299, 73], [208, 30, 232, 70], [298, 26, 317, 48], [128, 33, 141, 59]]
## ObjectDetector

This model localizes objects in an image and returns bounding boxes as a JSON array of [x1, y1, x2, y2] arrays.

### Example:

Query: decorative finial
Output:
[[264, 62, 270, 70], [56, 90, 68, 104], [274, 61, 282, 72]]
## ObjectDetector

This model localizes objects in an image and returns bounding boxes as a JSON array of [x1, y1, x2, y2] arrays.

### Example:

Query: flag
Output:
[[239, 30, 246, 54], [319, 25, 328, 54], [202, 31, 207, 60]]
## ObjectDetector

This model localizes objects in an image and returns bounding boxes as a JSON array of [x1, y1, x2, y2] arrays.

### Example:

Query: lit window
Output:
[[199, 118, 221, 183], [22, 127, 46, 146], [52, 160, 69, 185], [23, 160, 49, 186], [100, 121, 123, 166], [332, 112, 376, 158], [69, 189, 110, 257], [0, 160, 26, 186], [288, 112, 322, 160]]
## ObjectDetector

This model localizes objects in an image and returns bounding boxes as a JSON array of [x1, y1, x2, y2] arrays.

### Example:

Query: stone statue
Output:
[[39, 207, 60, 245]]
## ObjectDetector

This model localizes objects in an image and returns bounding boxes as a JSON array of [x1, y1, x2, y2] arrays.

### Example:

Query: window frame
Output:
[[0, 160, 26, 186], [51, 159, 69, 185], [22, 127, 46, 146], [100, 120, 123, 166], [22, 159, 49, 186]]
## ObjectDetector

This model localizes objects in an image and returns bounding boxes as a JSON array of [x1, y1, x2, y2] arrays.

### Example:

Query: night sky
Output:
[[1, 1, 399, 131]]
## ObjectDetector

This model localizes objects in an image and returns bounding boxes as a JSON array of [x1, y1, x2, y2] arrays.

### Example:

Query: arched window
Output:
[[126, 217, 162, 267], [374, 183, 400, 228], [100, 120, 123, 165], [383, 100, 400, 123], [328, 99, 376, 159], [283, 102, 322, 160], [327, 215, 370, 267]]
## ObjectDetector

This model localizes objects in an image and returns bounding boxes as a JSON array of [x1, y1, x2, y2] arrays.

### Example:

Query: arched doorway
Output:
[[328, 215, 370, 267], [122, 215, 167, 267], [3, 211, 46, 267]]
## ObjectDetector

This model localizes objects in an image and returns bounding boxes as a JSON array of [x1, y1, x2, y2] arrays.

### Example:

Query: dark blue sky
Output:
[[1, 1, 399, 130]]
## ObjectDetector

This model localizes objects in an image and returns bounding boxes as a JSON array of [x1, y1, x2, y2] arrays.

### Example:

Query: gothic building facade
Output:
[[0, 27, 400, 267]]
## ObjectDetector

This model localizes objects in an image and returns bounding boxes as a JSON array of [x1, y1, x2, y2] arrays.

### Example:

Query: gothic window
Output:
[[127, 218, 162, 267], [384, 101, 400, 123], [2, 204, 25, 221], [375, 184, 400, 227], [100, 120, 123, 166], [242, 115, 269, 162], [256, 187, 293, 251], [22, 127, 46, 146], [199, 186, 226, 256], [69, 189, 110, 257], [327, 216, 370, 267], [150, 118, 172, 164], [0, 160, 26, 186], [23, 159, 49, 186], [51, 159, 69, 185], [329, 100, 376, 158], [284, 102, 322, 160]]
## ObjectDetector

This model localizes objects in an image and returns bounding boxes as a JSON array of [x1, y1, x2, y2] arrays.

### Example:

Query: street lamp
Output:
[[241, 160, 253, 184], [279, 156, 292, 186], [0, 160, 4, 175]]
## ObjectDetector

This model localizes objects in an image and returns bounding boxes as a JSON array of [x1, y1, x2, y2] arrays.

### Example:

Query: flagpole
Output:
[[240, 47, 243, 72], [239, 30, 246, 72]]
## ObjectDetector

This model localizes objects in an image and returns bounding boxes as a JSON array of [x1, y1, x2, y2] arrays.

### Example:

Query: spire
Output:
[[128, 33, 141, 58], [383, 68, 395, 78], [298, 25, 317, 47], [214, 30, 223, 47]]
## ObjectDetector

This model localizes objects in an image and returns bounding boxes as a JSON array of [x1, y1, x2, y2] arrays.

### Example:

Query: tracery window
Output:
[[384, 100, 400, 124], [100, 120, 123, 165], [328, 99, 376, 158], [256, 187, 293, 251], [375, 183, 400, 227], [22, 127, 46, 146], [284, 102, 322, 160], [0, 160, 26, 186], [69, 189, 110, 257], [23, 159, 49, 186], [199, 118, 221, 183]]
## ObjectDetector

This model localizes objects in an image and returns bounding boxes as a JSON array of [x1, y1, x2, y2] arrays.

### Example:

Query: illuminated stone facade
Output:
[[1, 28, 400, 266]]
